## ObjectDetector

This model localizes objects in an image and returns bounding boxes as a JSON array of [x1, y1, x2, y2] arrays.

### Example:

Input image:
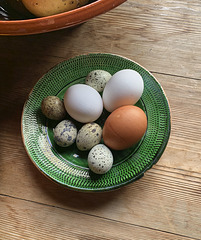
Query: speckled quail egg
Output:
[[53, 120, 77, 147], [88, 144, 113, 174], [86, 70, 112, 92], [41, 96, 66, 121], [76, 123, 102, 151]]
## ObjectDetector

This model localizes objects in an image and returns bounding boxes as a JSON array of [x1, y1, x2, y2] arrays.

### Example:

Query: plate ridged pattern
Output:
[[22, 53, 171, 191]]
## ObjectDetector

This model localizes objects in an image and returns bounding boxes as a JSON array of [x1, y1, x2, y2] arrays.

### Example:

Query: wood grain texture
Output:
[[1, 0, 201, 239], [1, 1, 201, 78], [1, 195, 198, 240]]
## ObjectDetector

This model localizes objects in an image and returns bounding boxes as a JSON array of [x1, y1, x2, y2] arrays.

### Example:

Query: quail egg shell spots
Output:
[[53, 120, 77, 147], [64, 84, 103, 123], [76, 123, 102, 151], [41, 96, 66, 121], [86, 70, 112, 92], [88, 144, 113, 174], [102, 69, 144, 112]]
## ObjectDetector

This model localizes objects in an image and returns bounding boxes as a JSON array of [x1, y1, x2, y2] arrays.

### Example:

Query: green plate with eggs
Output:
[[21, 53, 171, 192]]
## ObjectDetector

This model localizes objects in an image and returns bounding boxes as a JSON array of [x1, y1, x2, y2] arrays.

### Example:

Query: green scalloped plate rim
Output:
[[21, 53, 171, 192]]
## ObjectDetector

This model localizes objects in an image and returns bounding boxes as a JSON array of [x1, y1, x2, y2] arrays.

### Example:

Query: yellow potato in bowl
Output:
[[22, 0, 89, 17]]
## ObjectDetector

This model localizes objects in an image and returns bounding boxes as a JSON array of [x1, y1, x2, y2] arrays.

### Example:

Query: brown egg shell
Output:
[[102, 105, 147, 150]]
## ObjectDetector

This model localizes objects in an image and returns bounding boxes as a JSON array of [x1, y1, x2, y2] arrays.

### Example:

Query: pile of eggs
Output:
[[41, 69, 147, 175]]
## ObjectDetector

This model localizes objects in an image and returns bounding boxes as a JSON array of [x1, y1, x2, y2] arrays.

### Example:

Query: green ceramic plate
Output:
[[21, 53, 171, 192]]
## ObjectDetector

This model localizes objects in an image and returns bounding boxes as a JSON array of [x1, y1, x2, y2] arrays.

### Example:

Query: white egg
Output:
[[102, 69, 144, 112], [64, 84, 103, 123], [88, 144, 113, 174]]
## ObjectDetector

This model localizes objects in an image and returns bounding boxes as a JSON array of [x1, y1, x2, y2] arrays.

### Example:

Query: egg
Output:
[[85, 70, 112, 92], [64, 84, 103, 123], [53, 120, 77, 147], [103, 105, 147, 150], [41, 96, 66, 121], [102, 69, 144, 112], [76, 123, 102, 151], [88, 144, 113, 174]]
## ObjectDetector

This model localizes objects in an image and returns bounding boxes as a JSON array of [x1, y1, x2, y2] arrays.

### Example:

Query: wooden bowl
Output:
[[0, 0, 127, 36]]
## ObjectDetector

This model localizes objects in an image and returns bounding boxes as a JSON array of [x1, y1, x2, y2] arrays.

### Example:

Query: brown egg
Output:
[[103, 105, 147, 150]]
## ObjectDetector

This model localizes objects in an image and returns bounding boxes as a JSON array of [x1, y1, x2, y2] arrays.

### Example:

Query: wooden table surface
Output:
[[1, 0, 201, 239]]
